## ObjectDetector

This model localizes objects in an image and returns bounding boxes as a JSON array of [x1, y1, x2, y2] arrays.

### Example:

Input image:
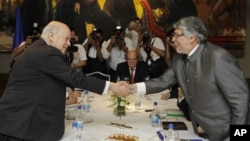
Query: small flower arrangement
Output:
[[111, 93, 130, 116]]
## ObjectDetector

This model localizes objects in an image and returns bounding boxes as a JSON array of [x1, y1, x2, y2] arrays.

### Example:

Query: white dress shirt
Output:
[[140, 37, 165, 65], [102, 37, 133, 71]]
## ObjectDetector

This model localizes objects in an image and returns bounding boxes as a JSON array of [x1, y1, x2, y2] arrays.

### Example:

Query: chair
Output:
[[86, 71, 110, 81]]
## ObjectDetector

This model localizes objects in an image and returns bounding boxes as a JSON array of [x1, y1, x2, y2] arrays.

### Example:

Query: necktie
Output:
[[130, 68, 135, 84]]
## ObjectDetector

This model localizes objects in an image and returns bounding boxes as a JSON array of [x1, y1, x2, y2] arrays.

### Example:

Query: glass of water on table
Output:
[[133, 93, 142, 113]]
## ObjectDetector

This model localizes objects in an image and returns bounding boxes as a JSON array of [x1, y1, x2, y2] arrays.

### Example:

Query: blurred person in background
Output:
[[137, 28, 168, 79], [102, 26, 133, 82], [116, 50, 149, 84], [67, 27, 87, 73], [82, 28, 108, 75], [125, 18, 144, 48], [10, 25, 42, 71]]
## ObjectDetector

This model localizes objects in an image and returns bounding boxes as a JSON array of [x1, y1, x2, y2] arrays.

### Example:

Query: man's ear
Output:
[[189, 36, 197, 44], [48, 32, 54, 42]]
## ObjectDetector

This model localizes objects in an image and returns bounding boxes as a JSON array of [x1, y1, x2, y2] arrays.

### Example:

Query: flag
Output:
[[12, 6, 24, 50]]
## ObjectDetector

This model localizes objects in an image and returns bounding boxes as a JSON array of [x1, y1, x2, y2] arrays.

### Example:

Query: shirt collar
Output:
[[188, 44, 199, 57]]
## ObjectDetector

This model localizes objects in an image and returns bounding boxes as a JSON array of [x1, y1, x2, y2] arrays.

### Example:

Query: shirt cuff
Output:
[[102, 81, 110, 94], [178, 96, 185, 102], [136, 82, 146, 94]]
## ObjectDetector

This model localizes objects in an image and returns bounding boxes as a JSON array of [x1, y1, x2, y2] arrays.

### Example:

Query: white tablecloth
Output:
[[60, 92, 207, 141]]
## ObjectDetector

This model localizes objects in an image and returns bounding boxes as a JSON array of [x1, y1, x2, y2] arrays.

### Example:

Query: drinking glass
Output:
[[122, 77, 130, 84], [157, 108, 167, 120], [133, 93, 141, 113], [157, 108, 167, 129]]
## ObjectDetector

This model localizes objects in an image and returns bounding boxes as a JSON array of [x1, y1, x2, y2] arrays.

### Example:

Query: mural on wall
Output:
[[0, 0, 246, 54], [0, 0, 16, 52]]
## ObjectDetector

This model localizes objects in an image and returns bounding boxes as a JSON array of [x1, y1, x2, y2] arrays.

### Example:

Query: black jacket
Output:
[[117, 61, 149, 83], [0, 39, 106, 141]]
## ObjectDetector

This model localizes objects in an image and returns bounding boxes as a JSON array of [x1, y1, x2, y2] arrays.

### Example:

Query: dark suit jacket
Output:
[[177, 99, 190, 121], [116, 61, 149, 83], [144, 42, 250, 141], [0, 40, 106, 141], [168, 86, 190, 121]]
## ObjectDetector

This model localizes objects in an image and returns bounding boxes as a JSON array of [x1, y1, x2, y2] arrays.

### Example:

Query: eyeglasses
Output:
[[172, 33, 184, 38], [127, 58, 138, 61]]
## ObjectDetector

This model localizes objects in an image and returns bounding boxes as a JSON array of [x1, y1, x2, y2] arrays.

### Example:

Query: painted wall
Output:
[[238, 3, 250, 78], [1, 0, 249, 78]]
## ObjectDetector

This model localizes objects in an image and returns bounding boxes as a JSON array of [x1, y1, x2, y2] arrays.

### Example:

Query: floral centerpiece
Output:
[[111, 93, 130, 116]]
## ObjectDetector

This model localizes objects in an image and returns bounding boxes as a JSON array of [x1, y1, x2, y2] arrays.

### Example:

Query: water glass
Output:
[[133, 93, 142, 113], [157, 108, 167, 129], [157, 108, 167, 120], [123, 77, 130, 83]]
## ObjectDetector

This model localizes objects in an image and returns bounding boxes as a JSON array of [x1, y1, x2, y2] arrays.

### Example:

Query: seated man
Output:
[[116, 50, 149, 84]]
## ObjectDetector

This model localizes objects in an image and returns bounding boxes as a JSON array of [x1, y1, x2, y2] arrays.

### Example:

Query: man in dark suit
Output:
[[0, 21, 130, 141], [129, 16, 250, 141], [117, 50, 149, 84]]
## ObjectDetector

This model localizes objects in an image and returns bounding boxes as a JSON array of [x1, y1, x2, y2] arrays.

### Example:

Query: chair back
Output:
[[86, 71, 110, 81]]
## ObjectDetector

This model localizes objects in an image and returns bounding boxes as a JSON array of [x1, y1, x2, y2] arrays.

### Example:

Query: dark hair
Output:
[[70, 27, 78, 35], [113, 26, 124, 35], [95, 28, 103, 36], [134, 17, 143, 25]]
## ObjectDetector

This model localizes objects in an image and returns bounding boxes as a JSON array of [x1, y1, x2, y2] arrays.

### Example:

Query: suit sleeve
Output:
[[41, 48, 106, 94], [145, 68, 177, 94]]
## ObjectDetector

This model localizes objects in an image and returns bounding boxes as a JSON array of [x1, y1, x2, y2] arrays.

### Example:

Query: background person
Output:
[[116, 50, 149, 84], [137, 28, 168, 79], [82, 28, 108, 75], [102, 26, 133, 82], [67, 27, 87, 73], [0, 21, 130, 141], [10, 26, 42, 71]]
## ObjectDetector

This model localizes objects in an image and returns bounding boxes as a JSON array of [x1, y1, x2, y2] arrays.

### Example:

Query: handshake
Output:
[[109, 81, 137, 98]]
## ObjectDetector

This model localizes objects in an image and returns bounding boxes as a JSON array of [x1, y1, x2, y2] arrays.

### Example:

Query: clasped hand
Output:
[[109, 81, 135, 98]]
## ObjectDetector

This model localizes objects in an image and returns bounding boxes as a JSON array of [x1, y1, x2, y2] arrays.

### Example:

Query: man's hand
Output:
[[74, 2, 80, 14], [109, 82, 131, 98], [178, 87, 184, 99], [116, 81, 137, 94], [66, 91, 81, 105], [161, 92, 170, 100]]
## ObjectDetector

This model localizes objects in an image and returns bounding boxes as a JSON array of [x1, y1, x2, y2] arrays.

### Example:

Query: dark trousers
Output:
[[0, 133, 32, 141]]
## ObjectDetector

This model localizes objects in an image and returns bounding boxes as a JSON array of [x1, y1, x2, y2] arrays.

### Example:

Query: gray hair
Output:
[[173, 16, 207, 43], [41, 21, 60, 39]]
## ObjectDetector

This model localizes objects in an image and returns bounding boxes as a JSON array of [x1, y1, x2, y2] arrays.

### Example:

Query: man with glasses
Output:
[[128, 16, 250, 141]]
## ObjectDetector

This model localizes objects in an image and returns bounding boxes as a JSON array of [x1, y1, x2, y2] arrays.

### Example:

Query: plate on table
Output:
[[107, 133, 139, 141]]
